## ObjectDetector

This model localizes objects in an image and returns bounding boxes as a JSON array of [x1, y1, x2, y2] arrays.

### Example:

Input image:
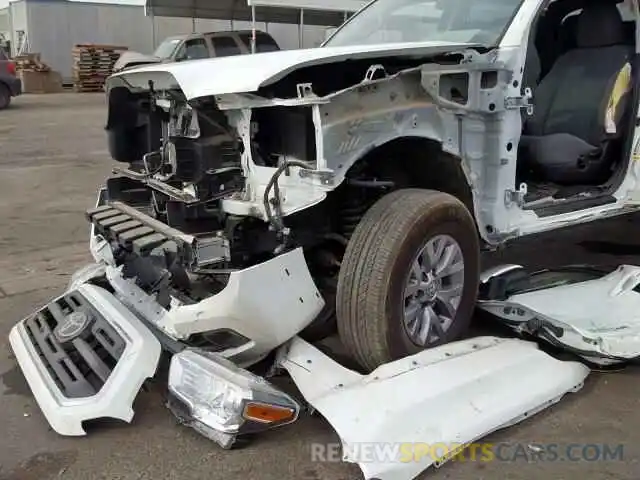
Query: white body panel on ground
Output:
[[279, 336, 590, 480], [479, 265, 640, 363], [8, 283, 162, 436]]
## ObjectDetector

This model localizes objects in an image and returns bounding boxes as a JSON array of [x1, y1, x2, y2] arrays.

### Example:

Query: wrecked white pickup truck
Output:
[[8, 0, 640, 477]]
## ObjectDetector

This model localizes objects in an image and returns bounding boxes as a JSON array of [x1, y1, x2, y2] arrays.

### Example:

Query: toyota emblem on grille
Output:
[[54, 310, 91, 343]]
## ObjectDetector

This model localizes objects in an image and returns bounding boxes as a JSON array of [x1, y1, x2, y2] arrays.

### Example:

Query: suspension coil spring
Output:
[[338, 178, 395, 239], [339, 192, 371, 239]]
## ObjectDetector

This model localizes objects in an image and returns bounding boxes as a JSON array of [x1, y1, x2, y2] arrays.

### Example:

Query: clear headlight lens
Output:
[[168, 349, 300, 439], [170, 352, 245, 431]]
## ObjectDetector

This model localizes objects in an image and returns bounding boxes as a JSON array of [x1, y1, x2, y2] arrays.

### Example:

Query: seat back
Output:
[[522, 38, 541, 93], [525, 2, 633, 147], [558, 14, 579, 54], [520, 38, 541, 124]]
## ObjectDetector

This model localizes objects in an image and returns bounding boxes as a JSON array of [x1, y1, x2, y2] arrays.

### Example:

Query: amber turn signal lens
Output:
[[243, 402, 296, 424]]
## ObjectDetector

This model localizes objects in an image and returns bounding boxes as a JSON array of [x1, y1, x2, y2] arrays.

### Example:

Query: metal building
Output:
[[0, 0, 364, 83]]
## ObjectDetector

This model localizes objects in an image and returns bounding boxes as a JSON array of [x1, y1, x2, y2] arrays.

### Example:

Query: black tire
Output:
[[336, 188, 480, 372], [0, 83, 11, 110], [299, 276, 337, 341], [299, 235, 345, 341]]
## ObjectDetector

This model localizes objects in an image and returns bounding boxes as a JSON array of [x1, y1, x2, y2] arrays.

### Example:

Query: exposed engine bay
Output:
[[100, 52, 471, 333], [103, 86, 339, 313]]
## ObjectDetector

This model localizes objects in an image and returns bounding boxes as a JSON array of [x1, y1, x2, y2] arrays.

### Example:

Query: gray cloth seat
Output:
[[520, 2, 633, 185]]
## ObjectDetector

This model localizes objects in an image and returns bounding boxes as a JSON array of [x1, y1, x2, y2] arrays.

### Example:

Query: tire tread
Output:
[[336, 188, 479, 371]]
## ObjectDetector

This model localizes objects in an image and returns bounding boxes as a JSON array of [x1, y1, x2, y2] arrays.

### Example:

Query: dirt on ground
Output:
[[0, 94, 639, 480]]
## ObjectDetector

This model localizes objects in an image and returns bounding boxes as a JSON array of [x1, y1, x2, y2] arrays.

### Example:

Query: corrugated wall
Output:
[[28, 2, 156, 81], [0, 7, 9, 34], [23, 0, 330, 82], [7, 0, 28, 55]]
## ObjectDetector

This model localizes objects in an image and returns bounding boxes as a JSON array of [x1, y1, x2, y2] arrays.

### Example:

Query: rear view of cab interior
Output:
[[518, 0, 638, 214]]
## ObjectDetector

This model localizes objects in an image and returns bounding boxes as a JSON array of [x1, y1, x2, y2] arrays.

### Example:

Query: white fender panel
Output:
[[279, 336, 589, 480]]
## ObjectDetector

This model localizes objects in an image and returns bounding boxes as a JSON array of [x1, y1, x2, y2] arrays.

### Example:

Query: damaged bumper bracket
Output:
[[86, 200, 230, 268]]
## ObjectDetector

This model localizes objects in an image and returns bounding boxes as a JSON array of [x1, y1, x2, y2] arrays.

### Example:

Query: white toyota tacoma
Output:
[[9, 0, 638, 477]]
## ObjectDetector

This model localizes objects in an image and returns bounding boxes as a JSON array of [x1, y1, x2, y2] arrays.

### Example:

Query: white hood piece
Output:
[[279, 336, 589, 480], [106, 41, 476, 100], [112, 50, 163, 72], [477, 264, 640, 365]]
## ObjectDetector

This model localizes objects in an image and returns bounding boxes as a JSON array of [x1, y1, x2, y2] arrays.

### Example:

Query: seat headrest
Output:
[[576, 3, 625, 47]]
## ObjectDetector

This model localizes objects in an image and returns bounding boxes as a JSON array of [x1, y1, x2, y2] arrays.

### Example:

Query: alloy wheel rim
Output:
[[402, 234, 465, 346]]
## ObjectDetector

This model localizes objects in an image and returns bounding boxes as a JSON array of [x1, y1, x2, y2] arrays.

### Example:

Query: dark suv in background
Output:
[[0, 47, 21, 110]]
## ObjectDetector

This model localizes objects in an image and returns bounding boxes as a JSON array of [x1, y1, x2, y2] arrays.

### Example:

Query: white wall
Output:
[[19, 0, 331, 82], [0, 7, 9, 32], [0, 8, 9, 53], [27, 1, 155, 80], [7, 0, 27, 55]]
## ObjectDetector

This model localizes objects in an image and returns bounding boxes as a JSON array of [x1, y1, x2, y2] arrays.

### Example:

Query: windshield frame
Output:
[[321, 0, 526, 49], [153, 37, 184, 59]]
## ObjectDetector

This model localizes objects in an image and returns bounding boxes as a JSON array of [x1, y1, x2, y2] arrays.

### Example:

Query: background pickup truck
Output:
[[0, 47, 22, 110], [112, 30, 281, 73]]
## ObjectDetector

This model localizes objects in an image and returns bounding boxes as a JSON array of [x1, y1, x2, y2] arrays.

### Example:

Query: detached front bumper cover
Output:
[[9, 283, 161, 436]]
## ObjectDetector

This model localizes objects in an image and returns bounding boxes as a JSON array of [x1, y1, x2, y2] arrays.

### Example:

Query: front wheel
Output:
[[336, 188, 480, 372]]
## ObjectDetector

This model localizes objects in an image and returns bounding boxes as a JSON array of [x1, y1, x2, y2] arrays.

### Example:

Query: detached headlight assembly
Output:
[[167, 349, 300, 449]]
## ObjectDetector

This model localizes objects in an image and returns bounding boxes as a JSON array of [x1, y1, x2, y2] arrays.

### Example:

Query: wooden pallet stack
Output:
[[13, 52, 64, 93], [72, 44, 128, 92], [14, 53, 51, 73]]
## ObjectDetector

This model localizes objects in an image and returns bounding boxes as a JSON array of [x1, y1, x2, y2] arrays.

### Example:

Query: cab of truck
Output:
[[173, 30, 281, 60]]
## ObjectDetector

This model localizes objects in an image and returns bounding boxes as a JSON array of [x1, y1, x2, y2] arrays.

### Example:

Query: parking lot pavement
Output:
[[1, 93, 640, 480]]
